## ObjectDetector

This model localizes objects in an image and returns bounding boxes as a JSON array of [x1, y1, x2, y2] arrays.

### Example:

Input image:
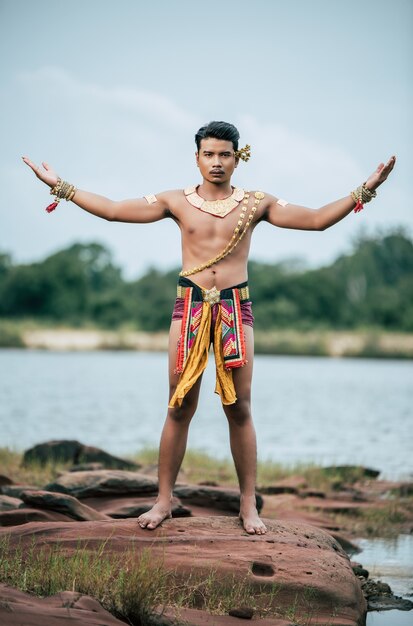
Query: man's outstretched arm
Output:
[[263, 156, 396, 230], [22, 157, 171, 223]]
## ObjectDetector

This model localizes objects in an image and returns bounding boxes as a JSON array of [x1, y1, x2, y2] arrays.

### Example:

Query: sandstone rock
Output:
[[0, 495, 22, 511], [23, 439, 140, 470], [79, 493, 191, 519], [150, 607, 295, 625], [0, 583, 127, 625], [228, 606, 254, 619], [361, 578, 413, 611], [0, 508, 75, 526], [45, 469, 158, 498], [0, 474, 13, 487], [258, 475, 308, 494], [367, 594, 413, 611], [1, 485, 41, 497], [100, 496, 192, 519], [69, 462, 105, 472], [389, 482, 413, 497], [20, 489, 111, 521], [173, 485, 263, 513], [322, 465, 380, 482], [0, 516, 366, 626], [298, 489, 326, 499]]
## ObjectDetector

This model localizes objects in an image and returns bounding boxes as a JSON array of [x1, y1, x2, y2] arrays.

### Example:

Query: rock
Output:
[[0, 583, 127, 625], [258, 485, 298, 495], [80, 494, 191, 519], [390, 482, 413, 497], [0, 516, 366, 626], [23, 439, 140, 470], [1, 485, 41, 497], [19, 490, 111, 521], [0, 474, 13, 487], [45, 469, 158, 498], [298, 489, 326, 499], [322, 465, 380, 483], [150, 606, 295, 625], [367, 595, 413, 611], [102, 497, 192, 519], [0, 495, 23, 511], [228, 606, 254, 619], [258, 476, 308, 494], [173, 485, 264, 513], [361, 578, 413, 611], [69, 462, 105, 472], [0, 508, 75, 526], [350, 563, 369, 579]]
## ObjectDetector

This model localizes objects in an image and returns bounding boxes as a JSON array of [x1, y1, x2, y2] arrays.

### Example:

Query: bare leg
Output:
[[222, 324, 267, 535], [137, 320, 203, 530]]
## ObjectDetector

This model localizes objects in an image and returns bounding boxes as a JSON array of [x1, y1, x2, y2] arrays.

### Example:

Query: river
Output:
[[1, 350, 412, 479]]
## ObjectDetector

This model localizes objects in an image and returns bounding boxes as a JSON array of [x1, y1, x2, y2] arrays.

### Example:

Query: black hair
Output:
[[195, 121, 240, 152]]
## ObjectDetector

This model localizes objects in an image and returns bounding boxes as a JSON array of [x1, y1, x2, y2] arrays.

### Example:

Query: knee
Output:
[[167, 388, 198, 423], [223, 396, 251, 426]]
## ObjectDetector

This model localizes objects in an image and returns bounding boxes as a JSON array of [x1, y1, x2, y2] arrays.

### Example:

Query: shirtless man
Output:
[[23, 120, 396, 535]]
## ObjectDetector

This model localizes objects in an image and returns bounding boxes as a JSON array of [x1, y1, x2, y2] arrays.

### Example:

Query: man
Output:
[[23, 121, 395, 535]]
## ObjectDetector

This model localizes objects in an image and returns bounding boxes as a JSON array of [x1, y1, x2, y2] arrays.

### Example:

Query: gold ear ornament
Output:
[[234, 144, 251, 162]]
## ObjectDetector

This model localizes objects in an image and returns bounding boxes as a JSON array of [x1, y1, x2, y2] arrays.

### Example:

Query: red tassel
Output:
[[353, 200, 364, 213], [45, 201, 59, 213]]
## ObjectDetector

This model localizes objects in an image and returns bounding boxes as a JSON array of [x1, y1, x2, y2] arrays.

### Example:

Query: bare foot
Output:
[[239, 494, 267, 535], [137, 501, 172, 530]]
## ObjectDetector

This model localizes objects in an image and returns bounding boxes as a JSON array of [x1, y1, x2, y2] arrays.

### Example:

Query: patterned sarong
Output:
[[169, 277, 250, 408]]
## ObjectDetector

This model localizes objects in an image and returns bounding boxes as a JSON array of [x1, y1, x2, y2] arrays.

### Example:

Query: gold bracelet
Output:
[[46, 177, 77, 213], [350, 183, 377, 213]]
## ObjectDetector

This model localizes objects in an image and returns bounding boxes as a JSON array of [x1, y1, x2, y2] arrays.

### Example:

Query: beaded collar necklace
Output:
[[184, 185, 245, 218]]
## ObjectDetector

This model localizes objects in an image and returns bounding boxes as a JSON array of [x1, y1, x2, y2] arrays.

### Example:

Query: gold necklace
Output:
[[184, 185, 245, 218]]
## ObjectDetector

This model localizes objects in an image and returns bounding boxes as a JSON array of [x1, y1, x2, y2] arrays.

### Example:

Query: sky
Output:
[[1, 0, 412, 279]]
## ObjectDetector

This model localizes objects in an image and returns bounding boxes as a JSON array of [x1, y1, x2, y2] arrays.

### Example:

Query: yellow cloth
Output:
[[168, 302, 236, 408]]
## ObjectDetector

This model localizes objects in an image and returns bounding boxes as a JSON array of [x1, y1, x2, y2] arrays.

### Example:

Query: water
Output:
[[1, 349, 412, 623], [1, 350, 412, 478], [358, 535, 413, 599]]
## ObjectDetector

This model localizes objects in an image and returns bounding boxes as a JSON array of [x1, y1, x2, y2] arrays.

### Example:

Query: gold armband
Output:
[[144, 194, 158, 204]]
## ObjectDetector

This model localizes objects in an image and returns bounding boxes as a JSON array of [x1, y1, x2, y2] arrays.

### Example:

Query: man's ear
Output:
[[234, 157, 239, 168], [195, 151, 199, 167]]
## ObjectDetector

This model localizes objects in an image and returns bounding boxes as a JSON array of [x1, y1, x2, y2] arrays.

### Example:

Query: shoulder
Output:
[[248, 190, 280, 221]]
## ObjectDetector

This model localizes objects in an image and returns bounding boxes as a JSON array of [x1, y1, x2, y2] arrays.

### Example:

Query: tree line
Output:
[[1, 229, 412, 331]]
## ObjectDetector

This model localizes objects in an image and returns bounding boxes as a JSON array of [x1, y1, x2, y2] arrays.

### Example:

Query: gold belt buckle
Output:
[[203, 286, 220, 305]]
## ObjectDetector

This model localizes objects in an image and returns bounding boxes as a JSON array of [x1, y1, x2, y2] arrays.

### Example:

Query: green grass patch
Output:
[[0, 534, 294, 622], [331, 503, 408, 537]]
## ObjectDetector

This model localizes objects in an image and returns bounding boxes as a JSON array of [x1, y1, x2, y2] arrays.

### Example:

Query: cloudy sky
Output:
[[1, 0, 411, 279]]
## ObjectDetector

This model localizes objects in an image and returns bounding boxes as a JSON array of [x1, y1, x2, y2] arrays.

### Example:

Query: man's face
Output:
[[196, 137, 238, 183]]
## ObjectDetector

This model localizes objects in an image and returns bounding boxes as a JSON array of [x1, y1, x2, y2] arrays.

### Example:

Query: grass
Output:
[[0, 447, 69, 488], [0, 533, 292, 623], [331, 502, 409, 537]]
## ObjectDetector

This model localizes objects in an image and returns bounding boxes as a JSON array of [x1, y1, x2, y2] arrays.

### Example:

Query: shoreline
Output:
[[2, 325, 413, 358]]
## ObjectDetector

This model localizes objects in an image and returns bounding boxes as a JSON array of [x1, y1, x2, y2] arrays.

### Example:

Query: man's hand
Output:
[[22, 156, 58, 188], [364, 155, 396, 191]]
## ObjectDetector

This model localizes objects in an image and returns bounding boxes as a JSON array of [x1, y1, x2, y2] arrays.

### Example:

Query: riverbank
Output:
[[1, 320, 413, 358], [1, 444, 412, 625]]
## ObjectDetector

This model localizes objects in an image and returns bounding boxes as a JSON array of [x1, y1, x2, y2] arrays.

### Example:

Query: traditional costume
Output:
[[144, 181, 266, 408]]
